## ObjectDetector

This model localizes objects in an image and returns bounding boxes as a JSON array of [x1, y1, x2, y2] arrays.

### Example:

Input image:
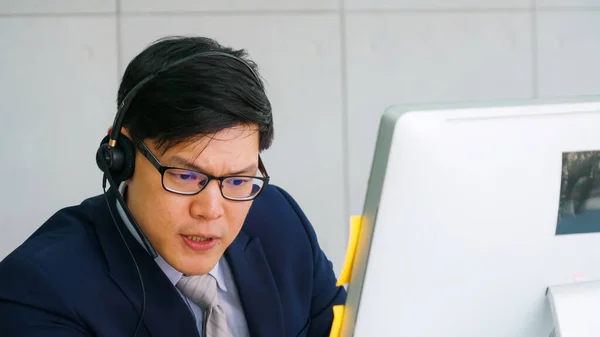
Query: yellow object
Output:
[[330, 216, 362, 337], [329, 305, 345, 337], [336, 215, 363, 286]]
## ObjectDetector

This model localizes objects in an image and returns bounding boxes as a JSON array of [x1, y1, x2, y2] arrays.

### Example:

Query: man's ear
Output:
[[107, 126, 132, 139], [120, 128, 132, 138]]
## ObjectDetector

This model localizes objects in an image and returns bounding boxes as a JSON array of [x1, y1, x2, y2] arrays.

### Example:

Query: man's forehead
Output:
[[153, 126, 259, 154], [154, 132, 259, 170]]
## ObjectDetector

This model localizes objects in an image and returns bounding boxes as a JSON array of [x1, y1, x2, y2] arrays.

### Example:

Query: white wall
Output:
[[1, 0, 599, 275]]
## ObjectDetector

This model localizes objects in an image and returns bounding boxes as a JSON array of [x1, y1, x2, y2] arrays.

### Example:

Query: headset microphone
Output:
[[95, 50, 262, 337]]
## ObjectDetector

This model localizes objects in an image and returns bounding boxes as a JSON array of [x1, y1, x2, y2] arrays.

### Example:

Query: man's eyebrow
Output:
[[169, 155, 258, 176], [228, 163, 259, 176], [169, 156, 202, 171]]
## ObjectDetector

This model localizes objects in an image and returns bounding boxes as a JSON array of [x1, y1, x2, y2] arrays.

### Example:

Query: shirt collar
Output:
[[115, 182, 228, 292]]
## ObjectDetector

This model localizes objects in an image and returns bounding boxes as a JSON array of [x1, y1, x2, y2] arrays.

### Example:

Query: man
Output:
[[0, 36, 346, 337]]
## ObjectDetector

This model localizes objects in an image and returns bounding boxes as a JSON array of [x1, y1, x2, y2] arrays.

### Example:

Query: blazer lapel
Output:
[[225, 231, 285, 337], [93, 191, 199, 337]]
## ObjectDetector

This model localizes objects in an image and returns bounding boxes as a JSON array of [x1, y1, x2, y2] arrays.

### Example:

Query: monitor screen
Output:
[[340, 97, 600, 337]]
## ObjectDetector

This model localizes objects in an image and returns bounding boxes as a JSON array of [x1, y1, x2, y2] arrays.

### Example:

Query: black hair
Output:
[[117, 35, 274, 153]]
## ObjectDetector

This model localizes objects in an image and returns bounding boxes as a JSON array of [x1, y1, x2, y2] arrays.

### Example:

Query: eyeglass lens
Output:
[[163, 168, 264, 199]]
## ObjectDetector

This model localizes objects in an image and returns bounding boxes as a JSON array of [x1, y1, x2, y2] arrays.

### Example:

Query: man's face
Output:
[[124, 125, 260, 275]]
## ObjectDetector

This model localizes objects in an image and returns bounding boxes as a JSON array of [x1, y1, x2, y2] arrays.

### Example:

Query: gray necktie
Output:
[[177, 274, 234, 337]]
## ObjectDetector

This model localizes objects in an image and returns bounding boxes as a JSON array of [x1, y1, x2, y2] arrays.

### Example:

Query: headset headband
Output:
[[107, 51, 262, 147]]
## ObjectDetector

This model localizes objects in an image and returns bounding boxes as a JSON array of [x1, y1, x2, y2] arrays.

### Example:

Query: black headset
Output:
[[95, 50, 263, 337]]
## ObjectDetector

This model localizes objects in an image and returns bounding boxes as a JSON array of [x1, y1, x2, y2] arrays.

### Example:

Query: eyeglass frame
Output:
[[135, 140, 270, 201]]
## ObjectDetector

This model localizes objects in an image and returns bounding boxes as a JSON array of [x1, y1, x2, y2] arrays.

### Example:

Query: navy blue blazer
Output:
[[0, 184, 346, 337]]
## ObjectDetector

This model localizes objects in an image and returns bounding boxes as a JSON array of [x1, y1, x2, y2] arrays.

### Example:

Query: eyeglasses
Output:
[[136, 141, 270, 201]]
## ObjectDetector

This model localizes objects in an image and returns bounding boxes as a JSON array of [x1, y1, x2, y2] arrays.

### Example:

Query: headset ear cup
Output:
[[96, 135, 110, 174], [114, 133, 135, 183], [96, 134, 136, 184]]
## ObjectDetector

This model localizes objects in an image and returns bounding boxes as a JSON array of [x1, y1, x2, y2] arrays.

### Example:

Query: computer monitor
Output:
[[339, 97, 600, 337]]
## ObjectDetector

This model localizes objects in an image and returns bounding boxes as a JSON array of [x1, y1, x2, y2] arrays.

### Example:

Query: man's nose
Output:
[[190, 180, 225, 220]]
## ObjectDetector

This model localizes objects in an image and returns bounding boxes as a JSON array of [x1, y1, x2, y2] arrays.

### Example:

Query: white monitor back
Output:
[[341, 98, 600, 337]]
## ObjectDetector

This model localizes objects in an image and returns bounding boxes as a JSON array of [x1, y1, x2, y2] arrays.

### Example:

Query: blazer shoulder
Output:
[[0, 195, 109, 299], [9, 196, 103, 260], [0, 196, 112, 335], [244, 185, 323, 264]]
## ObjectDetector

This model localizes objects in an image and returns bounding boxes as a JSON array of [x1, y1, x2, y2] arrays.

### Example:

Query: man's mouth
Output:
[[184, 235, 213, 242], [181, 234, 219, 251]]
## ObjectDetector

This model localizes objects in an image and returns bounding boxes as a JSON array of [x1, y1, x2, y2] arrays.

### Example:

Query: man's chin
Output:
[[175, 258, 219, 276]]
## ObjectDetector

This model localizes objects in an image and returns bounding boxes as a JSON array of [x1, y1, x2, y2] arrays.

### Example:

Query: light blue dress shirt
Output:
[[116, 183, 249, 337]]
